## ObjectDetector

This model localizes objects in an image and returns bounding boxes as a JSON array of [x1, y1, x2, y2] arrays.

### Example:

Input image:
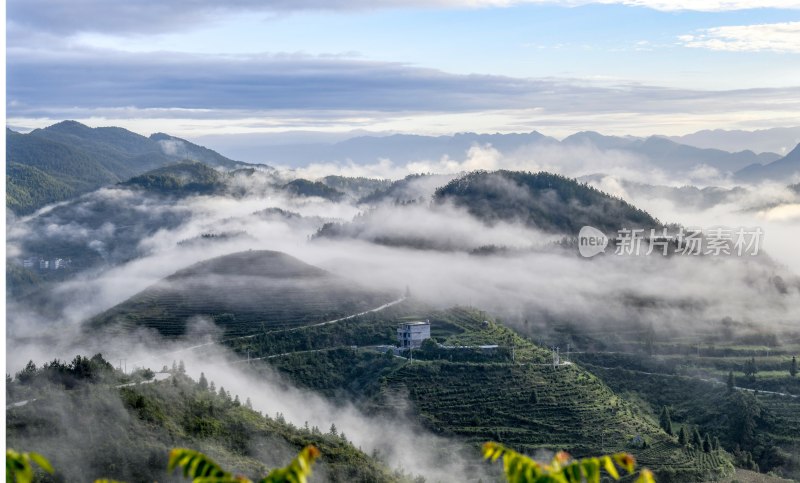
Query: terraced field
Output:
[[88, 250, 394, 337], [262, 307, 734, 482]]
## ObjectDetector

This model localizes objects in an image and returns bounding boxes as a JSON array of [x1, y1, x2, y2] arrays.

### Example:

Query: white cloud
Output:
[[680, 21, 800, 53], [8, 0, 800, 38]]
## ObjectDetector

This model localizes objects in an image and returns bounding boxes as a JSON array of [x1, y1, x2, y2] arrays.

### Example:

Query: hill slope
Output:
[[89, 250, 395, 337], [122, 160, 226, 195], [226, 302, 734, 482], [6, 358, 399, 482], [736, 143, 800, 182], [6, 121, 251, 214], [434, 170, 659, 234]]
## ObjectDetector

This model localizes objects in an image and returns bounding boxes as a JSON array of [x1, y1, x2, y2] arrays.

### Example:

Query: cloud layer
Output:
[[680, 21, 800, 53], [9, 0, 800, 36]]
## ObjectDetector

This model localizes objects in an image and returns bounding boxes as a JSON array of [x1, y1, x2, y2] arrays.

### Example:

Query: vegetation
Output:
[[433, 170, 660, 234], [7, 356, 399, 482], [9, 443, 658, 483], [6, 449, 54, 483], [122, 161, 225, 195], [282, 179, 345, 202], [88, 250, 393, 337], [482, 443, 654, 483], [235, 304, 731, 481], [6, 121, 248, 214], [6, 162, 79, 215], [320, 175, 391, 199], [167, 446, 319, 483]]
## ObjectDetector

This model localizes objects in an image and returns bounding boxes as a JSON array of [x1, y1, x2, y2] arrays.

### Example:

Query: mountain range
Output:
[[6, 121, 254, 215], [8, 122, 800, 217]]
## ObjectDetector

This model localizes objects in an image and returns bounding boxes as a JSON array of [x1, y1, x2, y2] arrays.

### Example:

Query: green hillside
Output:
[[122, 160, 225, 195], [6, 356, 400, 482], [150, 133, 257, 170], [283, 179, 345, 201], [88, 250, 394, 337], [6, 161, 79, 215], [6, 121, 251, 214], [223, 301, 734, 482], [320, 175, 392, 199], [434, 170, 660, 234]]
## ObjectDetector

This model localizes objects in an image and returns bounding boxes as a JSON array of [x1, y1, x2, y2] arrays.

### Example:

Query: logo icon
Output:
[[578, 226, 608, 258]]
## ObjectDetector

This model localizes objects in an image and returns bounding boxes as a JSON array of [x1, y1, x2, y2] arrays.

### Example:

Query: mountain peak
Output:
[[44, 120, 92, 133]]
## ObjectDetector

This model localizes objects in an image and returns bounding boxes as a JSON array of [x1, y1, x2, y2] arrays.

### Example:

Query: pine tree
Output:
[[245, 397, 253, 409], [693, 428, 703, 448], [678, 426, 688, 446], [178, 360, 186, 374], [659, 406, 673, 436], [713, 436, 721, 451], [744, 356, 758, 381], [329, 423, 338, 437], [791, 356, 798, 378], [198, 372, 208, 390], [209, 381, 216, 392], [703, 433, 712, 453], [727, 371, 735, 393]]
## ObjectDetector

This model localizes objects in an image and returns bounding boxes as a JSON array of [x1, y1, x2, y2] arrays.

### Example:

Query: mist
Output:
[[7, 143, 800, 481]]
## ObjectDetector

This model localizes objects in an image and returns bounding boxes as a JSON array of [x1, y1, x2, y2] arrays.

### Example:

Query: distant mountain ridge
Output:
[[735, 143, 800, 182], [668, 126, 800, 155], [229, 130, 780, 178], [6, 121, 254, 215]]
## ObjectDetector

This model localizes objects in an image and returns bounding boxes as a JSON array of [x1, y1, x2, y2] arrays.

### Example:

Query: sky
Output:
[[6, 0, 800, 138]]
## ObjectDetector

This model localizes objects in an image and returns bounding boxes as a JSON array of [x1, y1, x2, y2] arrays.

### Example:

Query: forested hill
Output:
[[434, 170, 660, 234], [6, 355, 400, 482], [121, 160, 226, 195], [88, 250, 394, 337], [6, 121, 249, 215]]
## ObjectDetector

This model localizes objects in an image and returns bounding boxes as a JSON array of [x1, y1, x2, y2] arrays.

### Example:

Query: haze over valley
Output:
[[6, 1, 800, 482]]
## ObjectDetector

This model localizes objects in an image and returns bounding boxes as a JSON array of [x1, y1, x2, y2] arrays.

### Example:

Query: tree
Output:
[[198, 372, 208, 390], [692, 428, 703, 448], [727, 371, 735, 393], [791, 355, 797, 378], [659, 406, 673, 436], [178, 360, 186, 374], [703, 434, 712, 453], [743, 356, 758, 381], [713, 436, 721, 451], [729, 392, 761, 446], [678, 426, 688, 446], [329, 423, 338, 437]]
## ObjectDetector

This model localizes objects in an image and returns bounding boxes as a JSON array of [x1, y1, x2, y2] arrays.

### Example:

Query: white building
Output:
[[397, 321, 431, 349]]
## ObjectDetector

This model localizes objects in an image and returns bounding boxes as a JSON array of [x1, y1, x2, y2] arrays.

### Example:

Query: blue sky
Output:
[[7, 1, 800, 137]]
